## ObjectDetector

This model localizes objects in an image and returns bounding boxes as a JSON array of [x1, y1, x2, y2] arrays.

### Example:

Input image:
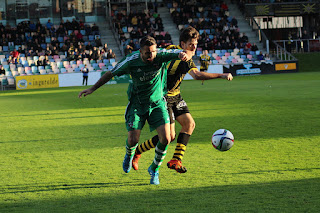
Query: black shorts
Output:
[[165, 94, 190, 124], [200, 68, 208, 72]]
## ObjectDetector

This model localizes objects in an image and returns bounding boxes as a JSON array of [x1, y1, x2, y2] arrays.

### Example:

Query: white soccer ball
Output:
[[211, 129, 234, 151]]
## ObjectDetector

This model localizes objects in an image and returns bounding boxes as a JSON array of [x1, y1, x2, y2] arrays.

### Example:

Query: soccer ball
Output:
[[211, 129, 234, 151]]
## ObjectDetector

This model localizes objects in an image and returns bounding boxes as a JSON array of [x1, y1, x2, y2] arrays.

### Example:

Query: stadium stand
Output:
[[166, 0, 271, 64], [0, 19, 117, 81], [110, 5, 174, 54]]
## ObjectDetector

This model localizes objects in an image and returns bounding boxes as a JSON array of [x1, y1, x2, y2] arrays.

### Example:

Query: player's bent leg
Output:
[[167, 113, 195, 173], [177, 113, 195, 135], [123, 130, 140, 173], [170, 122, 176, 142], [132, 135, 159, 170]]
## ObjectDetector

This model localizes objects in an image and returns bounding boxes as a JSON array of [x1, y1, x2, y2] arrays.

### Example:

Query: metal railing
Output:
[[272, 41, 297, 61], [274, 39, 320, 53], [249, 16, 270, 54]]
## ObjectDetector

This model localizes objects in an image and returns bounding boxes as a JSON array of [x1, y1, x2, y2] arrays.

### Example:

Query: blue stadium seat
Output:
[[88, 35, 94, 41], [80, 30, 86, 35], [3, 46, 9, 52], [58, 37, 64, 43], [46, 37, 51, 43]]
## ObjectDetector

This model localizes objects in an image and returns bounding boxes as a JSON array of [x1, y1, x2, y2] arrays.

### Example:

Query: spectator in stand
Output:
[[124, 45, 133, 56], [71, 18, 80, 30], [134, 41, 140, 50], [302, 30, 311, 52], [131, 15, 138, 26], [86, 41, 93, 51], [241, 33, 249, 43], [243, 46, 250, 54], [76, 31, 84, 42], [164, 32, 171, 42], [95, 36, 102, 47], [264, 53, 271, 60], [103, 43, 108, 53], [245, 41, 252, 49], [0, 65, 5, 75], [251, 43, 259, 51], [29, 21, 36, 32], [37, 56, 48, 66], [231, 17, 238, 27], [10, 49, 20, 60], [46, 19, 54, 30], [107, 49, 116, 59], [215, 42, 222, 50], [257, 51, 265, 61], [92, 23, 99, 35], [128, 39, 135, 50]]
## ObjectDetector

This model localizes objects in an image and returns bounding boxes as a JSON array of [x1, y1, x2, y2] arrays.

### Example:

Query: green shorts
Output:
[[125, 98, 170, 132]]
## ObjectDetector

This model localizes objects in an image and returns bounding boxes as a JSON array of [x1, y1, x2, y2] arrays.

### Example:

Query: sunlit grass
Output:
[[1, 72, 320, 212]]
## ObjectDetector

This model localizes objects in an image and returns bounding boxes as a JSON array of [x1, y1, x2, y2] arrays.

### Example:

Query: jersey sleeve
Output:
[[179, 59, 197, 74], [110, 55, 130, 76], [157, 48, 182, 63], [188, 59, 197, 71]]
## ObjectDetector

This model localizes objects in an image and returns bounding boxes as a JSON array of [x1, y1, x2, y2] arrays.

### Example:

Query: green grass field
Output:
[[1, 72, 320, 212]]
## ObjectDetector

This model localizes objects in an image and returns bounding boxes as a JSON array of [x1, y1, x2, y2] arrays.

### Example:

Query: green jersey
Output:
[[111, 48, 182, 104]]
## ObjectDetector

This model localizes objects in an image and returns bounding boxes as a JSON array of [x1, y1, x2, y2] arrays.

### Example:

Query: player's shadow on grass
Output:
[[0, 135, 123, 144], [0, 109, 124, 118], [42, 114, 124, 121], [0, 182, 149, 195], [2, 178, 320, 211]]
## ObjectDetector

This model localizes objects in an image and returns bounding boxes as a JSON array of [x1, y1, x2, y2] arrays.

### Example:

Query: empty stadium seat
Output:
[[231, 58, 238, 63]]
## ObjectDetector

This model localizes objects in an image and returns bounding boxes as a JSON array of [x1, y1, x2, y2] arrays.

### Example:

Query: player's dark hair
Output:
[[140, 36, 157, 48], [179, 26, 199, 44]]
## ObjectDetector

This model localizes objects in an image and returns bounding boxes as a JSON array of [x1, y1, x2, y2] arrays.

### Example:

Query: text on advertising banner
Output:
[[16, 75, 59, 90]]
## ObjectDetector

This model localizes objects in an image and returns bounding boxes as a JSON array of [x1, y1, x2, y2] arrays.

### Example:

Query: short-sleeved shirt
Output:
[[165, 45, 197, 96], [200, 54, 211, 71], [111, 48, 182, 104]]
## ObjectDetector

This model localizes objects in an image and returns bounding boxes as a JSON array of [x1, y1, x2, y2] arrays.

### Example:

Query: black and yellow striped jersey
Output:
[[200, 54, 211, 70], [165, 45, 197, 96]]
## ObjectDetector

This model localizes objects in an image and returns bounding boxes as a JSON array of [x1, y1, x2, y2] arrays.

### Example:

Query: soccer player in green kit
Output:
[[132, 27, 233, 173], [78, 36, 192, 185]]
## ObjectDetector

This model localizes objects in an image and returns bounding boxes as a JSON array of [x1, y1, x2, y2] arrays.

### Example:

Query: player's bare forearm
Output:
[[78, 71, 114, 98], [190, 69, 233, 81], [91, 71, 114, 91]]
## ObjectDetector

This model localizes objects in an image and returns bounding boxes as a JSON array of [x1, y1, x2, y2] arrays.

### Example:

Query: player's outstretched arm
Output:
[[189, 69, 233, 81], [78, 71, 114, 98]]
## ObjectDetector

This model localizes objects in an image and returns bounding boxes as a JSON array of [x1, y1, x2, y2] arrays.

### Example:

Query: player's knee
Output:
[[190, 120, 196, 131], [127, 135, 139, 146], [183, 120, 195, 133], [159, 135, 171, 145]]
